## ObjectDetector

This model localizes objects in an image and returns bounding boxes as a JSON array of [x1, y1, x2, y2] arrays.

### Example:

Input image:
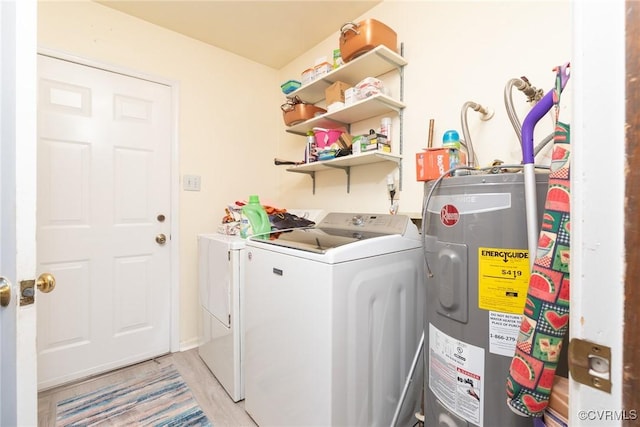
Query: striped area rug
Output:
[[56, 364, 212, 426]]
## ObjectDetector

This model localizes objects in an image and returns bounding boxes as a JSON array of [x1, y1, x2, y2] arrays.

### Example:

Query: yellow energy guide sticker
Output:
[[478, 247, 530, 313]]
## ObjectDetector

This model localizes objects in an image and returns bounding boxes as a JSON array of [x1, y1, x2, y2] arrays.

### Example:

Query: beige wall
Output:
[[38, 0, 571, 349], [276, 1, 572, 216], [38, 0, 281, 349]]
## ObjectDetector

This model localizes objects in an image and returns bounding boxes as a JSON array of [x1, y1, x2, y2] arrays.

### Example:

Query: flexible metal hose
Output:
[[534, 132, 555, 156], [504, 77, 545, 151], [504, 78, 527, 144], [460, 101, 493, 168]]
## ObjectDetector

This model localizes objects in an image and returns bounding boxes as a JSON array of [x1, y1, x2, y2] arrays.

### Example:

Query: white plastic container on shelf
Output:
[[355, 76, 384, 99], [314, 62, 332, 79], [301, 68, 314, 85], [344, 87, 357, 106]]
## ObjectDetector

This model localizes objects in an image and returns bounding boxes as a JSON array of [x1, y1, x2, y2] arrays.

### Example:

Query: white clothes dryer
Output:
[[243, 212, 425, 426], [197, 233, 245, 402]]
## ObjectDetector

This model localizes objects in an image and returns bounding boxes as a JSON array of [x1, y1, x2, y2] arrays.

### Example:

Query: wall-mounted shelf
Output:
[[288, 45, 407, 104], [282, 43, 406, 194], [286, 151, 401, 194], [285, 94, 406, 136]]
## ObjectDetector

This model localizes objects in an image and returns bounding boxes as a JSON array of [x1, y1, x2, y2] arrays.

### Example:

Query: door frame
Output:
[[624, 0, 640, 418], [36, 47, 181, 354], [570, 0, 628, 424]]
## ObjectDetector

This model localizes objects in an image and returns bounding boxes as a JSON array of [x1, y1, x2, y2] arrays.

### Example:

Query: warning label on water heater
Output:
[[429, 323, 485, 426], [489, 311, 522, 356], [477, 247, 530, 314]]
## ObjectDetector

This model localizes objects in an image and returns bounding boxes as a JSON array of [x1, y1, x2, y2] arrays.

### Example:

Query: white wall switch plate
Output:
[[183, 174, 201, 191]]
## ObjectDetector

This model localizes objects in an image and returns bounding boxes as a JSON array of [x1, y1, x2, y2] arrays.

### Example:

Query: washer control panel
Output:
[[319, 212, 410, 235]]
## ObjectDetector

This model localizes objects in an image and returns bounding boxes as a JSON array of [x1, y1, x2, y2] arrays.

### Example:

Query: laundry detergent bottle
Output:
[[240, 195, 271, 239]]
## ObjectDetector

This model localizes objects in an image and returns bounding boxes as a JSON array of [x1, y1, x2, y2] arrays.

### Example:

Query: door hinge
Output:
[[228, 250, 231, 261], [568, 338, 612, 393], [228, 314, 231, 326]]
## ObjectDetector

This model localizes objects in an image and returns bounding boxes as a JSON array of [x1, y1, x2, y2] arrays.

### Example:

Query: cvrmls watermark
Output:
[[577, 409, 638, 421]]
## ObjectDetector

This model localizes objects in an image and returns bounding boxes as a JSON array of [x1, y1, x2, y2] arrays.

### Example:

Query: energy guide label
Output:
[[428, 324, 484, 426], [477, 247, 530, 314]]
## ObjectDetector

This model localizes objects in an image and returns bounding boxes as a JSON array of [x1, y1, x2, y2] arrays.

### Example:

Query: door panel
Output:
[[43, 139, 90, 224], [37, 261, 91, 349], [1, 0, 38, 424], [37, 55, 172, 389]]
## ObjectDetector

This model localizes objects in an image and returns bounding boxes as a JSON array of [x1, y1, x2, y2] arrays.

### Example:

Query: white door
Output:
[[570, 1, 625, 425], [37, 55, 173, 389], [1, 0, 38, 425]]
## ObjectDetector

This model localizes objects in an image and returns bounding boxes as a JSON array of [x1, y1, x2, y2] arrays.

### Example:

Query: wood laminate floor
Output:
[[37, 348, 257, 427]]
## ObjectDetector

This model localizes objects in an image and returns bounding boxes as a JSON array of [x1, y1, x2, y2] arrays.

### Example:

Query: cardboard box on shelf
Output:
[[367, 133, 390, 152], [325, 81, 351, 106], [338, 133, 353, 149], [416, 148, 467, 181]]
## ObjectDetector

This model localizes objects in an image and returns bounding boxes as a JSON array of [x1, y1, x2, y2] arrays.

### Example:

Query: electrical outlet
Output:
[[183, 174, 201, 191]]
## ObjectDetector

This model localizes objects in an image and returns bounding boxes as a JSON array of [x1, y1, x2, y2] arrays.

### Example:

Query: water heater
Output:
[[422, 172, 548, 427]]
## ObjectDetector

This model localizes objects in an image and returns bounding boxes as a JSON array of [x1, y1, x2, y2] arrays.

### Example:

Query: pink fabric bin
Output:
[[313, 128, 343, 149]]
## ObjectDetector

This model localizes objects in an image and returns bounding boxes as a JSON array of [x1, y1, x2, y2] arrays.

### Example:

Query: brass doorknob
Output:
[[156, 234, 167, 245], [0, 277, 11, 307], [37, 273, 56, 293]]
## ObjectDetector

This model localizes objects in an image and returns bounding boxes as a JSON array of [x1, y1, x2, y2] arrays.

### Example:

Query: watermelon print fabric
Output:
[[506, 121, 571, 417]]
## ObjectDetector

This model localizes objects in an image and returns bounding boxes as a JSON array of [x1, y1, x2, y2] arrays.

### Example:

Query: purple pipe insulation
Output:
[[520, 90, 554, 165], [521, 64, 570, 165]]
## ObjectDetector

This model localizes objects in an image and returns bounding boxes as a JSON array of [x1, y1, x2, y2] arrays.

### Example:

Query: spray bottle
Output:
[[240, 195, 271, 239], [306, 131, 317, 163]]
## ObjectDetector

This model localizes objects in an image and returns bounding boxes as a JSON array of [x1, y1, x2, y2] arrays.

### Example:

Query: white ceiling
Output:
[[95, 1, 381, 69]]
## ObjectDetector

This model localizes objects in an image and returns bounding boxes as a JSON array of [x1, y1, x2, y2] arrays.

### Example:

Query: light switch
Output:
[[183, 174, 201, 191]]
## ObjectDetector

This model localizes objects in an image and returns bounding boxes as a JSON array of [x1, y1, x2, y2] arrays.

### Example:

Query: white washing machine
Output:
[[197, 233, 246, 402], [243, 212, 425, 427], [197, 210, 324, 403]]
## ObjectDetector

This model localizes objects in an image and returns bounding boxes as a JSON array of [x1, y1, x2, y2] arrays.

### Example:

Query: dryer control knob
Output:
[[352, 215, 364, 226]]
